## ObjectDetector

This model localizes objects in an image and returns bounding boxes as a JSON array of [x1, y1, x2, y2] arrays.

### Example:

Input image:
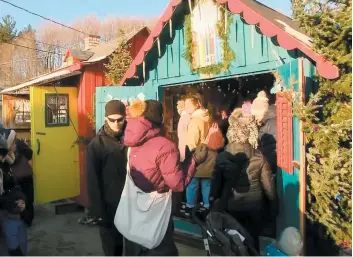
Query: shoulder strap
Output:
[[126, 147, 131, 175]]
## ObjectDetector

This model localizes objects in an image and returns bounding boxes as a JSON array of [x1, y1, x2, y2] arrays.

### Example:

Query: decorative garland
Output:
[[183, 1, 235, 75]]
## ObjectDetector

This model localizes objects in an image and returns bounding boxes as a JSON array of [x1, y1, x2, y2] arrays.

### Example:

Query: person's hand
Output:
[[16, 200, 26, 212], [193, 144, 208, 165]]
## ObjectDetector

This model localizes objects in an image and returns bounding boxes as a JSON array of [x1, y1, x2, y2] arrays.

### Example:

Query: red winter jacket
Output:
[[124, 117, 196, 193]]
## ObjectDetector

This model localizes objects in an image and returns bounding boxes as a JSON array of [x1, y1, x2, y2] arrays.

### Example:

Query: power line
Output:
[[2, 31, 67, 49], [0, 0, 94, 36], [4, 42, 63, 56], [0, 54, 57, 66], [16, 35, 67, 49]]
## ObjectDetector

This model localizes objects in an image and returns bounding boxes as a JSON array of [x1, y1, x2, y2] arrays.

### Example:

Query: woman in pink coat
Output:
[[123, 99, 207, 256]]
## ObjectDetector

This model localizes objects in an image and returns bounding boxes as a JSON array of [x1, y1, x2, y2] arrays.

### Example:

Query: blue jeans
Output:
[[2, 216, 27, 255], [186, 178, 211, 208]]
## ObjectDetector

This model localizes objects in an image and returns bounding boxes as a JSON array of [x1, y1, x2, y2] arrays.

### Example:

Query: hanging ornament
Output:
[[157, 37, 161, 57], [169, 20, 173, 38], [188, 0, 192, 14], [313, 125, 319, 132], [335, 192, 343, 202], [142, 61, 146, 82]]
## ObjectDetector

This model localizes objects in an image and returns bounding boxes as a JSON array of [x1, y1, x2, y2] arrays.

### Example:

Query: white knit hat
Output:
[[251, 91, 269, 123], [278, 227, 303, 256]]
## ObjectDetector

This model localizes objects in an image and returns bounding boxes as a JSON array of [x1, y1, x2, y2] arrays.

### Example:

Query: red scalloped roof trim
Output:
[[120, 0, 339, 85]]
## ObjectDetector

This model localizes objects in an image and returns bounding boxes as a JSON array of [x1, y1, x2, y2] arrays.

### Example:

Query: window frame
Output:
[[45, 93, 70, 127]]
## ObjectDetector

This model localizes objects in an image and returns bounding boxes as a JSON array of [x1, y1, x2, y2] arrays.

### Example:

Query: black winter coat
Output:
[[210, 143, 276, 213], [0, 162, 26, 213], [86, 124, 127, 227], [15, 139, 33, 161]]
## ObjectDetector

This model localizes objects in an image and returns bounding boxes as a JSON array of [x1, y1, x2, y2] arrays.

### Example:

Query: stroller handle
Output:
[[191, 203, 206, 227]]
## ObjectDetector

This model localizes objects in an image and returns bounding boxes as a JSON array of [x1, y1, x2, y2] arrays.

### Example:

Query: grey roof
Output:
[[84, 26, 150, 63], [69, 49, 94, 61]]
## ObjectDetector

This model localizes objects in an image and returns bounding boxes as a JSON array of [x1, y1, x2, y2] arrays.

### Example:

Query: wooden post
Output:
[[298, 57, 306, 254]]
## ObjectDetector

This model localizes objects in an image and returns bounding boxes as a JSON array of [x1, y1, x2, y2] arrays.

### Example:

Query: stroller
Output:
[[192, 203, 259, 256]]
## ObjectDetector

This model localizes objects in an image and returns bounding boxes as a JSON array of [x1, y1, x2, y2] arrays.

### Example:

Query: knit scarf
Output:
[[104, 121, 125, 142]]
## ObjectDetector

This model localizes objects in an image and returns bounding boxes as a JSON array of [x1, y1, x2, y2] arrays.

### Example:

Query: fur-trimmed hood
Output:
[[227, 108, 259, 149], [129, 99, 163, 126]]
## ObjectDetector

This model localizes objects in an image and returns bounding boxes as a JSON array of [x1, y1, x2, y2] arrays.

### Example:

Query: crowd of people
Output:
[[86, 90, 279, 256], [0, 126, 34, 256]]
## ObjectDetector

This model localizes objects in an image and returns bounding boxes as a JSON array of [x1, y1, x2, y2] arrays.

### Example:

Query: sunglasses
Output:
[[107, 117, 125, 123]]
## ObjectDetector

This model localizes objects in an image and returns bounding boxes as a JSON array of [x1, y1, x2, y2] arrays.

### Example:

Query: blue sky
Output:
[[0, 0, 292, 31]]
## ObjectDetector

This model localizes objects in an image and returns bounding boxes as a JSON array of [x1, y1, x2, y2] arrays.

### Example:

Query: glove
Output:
[[192, 144, 208, 165]]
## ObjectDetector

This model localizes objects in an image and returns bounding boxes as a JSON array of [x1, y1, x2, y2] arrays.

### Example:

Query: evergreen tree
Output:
[[291, 0, 352, 248], [0, 15, 17, 43], [18, 24, 36, 37], [104, 29, 132, 85]]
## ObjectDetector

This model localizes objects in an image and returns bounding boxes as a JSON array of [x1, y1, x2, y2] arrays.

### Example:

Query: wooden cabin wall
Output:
[[1, 95, 31, 144], [2, 95, 31, 129], [75, 63, 105, 207], [130, 29, 151, 59], [142, 12, 298, 89], [76, 29, 150, 207], [95, 84, 158, 130]]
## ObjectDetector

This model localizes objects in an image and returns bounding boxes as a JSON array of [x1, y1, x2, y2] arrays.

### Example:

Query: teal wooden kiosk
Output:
[[94, 0, 339, 249]]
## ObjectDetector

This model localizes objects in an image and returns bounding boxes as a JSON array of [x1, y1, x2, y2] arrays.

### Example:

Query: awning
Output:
[[1, 63, 82, 94]]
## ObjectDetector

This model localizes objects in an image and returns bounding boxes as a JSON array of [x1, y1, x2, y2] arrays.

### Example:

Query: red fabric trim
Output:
[[221, 0, 339, 78], [120, 0, 339, 85]]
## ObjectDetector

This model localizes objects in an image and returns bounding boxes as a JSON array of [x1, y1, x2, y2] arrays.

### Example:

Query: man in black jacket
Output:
[[87, 100, 127, 256]]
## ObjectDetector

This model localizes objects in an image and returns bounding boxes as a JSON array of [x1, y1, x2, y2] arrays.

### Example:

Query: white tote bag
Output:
[[114, 148, 172, 249]]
